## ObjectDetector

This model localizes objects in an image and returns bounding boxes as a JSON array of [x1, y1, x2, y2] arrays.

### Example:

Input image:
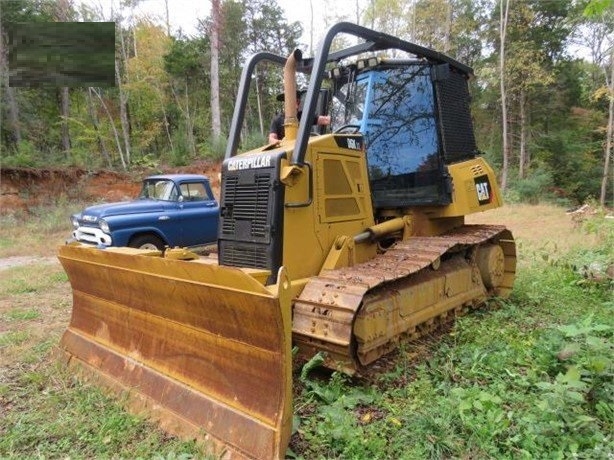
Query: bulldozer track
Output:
[[292, 224, 516, 373]]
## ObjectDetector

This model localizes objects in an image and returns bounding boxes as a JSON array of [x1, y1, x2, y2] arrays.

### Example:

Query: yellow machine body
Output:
[[58, 23, 516, 459]]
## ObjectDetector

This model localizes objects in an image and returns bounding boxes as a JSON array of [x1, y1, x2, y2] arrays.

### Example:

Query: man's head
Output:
[[276, 89, 306, 104]]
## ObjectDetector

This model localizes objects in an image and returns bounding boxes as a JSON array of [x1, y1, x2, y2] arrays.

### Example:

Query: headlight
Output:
[[71, 216, 79, 229], [99, 219, 110, 233]]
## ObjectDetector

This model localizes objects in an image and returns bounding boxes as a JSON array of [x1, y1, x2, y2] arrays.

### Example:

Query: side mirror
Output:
[[178, 195, 184, 203]]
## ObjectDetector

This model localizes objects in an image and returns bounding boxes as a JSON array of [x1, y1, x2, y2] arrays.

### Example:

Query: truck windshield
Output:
[[139, 179, 180, 201]]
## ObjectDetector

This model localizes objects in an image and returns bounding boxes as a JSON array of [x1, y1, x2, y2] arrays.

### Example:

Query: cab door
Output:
[[177, 180, 219, 246]]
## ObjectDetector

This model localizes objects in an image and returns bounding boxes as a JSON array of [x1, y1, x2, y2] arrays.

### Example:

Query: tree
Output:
[[364, 0, 411, 43], [499, 0, 510, 191], [53, 0, 75, 158], [210, 0, 222, 139], [164, 33, 207, 158], [581, 0, 614, 206], [241, 0, 302, 136], [125, 22, 173, 157], [0, 0, 55, 150], [0, 20, 21, 147], [117, 19, 133, 165]]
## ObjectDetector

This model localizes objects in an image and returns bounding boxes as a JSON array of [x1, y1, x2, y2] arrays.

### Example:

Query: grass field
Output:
[[0, 203, 612, 458]]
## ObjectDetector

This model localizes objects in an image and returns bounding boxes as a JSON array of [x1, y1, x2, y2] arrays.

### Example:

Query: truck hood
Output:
[[77, 199, 166, 222]]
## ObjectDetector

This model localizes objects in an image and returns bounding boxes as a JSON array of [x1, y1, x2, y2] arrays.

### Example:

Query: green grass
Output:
[[0, 201, 84, 258], [0, 265, 68, 296], [0, 363, 204, 458], [290, 219, 613, 459], [0, 200, 211, 458], [0, 203, 611, 459], [4, 308, 41, 321], [0, 330, 31, 348]]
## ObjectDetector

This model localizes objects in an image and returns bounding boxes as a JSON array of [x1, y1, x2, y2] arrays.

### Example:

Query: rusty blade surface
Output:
[[58, 244, 292, 460]]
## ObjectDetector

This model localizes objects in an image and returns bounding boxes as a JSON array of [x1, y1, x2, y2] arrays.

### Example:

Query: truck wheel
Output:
[[129, 234, 165, 251]]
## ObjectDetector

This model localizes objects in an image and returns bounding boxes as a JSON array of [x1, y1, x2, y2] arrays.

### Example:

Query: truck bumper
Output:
[[73, 227, 113, 246]]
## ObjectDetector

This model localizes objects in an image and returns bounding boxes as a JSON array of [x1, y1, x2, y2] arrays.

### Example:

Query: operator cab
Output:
[[328, 58, 478, 209]]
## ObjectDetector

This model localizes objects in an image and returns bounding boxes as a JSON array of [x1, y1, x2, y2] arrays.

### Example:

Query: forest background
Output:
[[1, 0, 613, 207]]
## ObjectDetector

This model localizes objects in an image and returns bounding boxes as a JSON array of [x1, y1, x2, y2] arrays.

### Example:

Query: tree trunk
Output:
[[93, 88, 126, 170], [0, 25, 21, 146], [87, 88, 112, 168], [444, 0, 452, 53], [155, 84, 174, 155], [60, 87, 71, 156], [164, 0, 171, 37], [4, 86, 21, 145], [499, 0, 510, 191], [115, 59, 131, 165], [519, 89, 527, 179], [210, 0, 222, 139], [255, 71, 264, 136], [170, 80, 196, 156], [54, 0, 71, 157], [184, 78, 196, 156], [600, 50, 613, 206]]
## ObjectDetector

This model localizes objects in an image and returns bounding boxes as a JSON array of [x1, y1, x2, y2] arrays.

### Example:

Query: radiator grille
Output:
[[219, 242, 270, 269], [435, 71, 477, 164], [221, 174, 271, 239], [218, 151, 285, 276]]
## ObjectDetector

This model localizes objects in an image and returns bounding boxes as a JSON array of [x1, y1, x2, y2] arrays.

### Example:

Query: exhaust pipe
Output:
[[283, 49, 302, 141]]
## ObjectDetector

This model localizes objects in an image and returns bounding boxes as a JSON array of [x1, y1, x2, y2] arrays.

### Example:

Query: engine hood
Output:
[[78, 199, 166, 222]]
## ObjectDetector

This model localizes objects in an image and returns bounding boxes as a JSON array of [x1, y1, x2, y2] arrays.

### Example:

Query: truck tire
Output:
[[129, 234, 165, 251]]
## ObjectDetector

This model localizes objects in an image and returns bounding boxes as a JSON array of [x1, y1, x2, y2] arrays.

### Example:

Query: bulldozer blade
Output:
[[57, 245, 293, 460]]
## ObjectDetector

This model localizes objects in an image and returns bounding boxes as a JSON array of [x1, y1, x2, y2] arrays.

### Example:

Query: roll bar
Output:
[[224, 22, 473, 164]]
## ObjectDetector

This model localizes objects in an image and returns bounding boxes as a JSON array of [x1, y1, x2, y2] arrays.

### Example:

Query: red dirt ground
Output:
[[0, 161, 222, 213]]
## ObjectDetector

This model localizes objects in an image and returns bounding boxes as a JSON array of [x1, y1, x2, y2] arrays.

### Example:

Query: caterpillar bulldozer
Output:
[[58, 23, 516, 459]]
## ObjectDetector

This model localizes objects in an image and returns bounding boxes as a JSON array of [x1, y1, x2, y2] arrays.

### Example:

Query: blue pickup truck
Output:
[[70, 174, 219, 250]]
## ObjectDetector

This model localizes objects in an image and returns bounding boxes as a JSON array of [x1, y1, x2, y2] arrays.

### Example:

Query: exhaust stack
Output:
[[283, 49, 302, 141]]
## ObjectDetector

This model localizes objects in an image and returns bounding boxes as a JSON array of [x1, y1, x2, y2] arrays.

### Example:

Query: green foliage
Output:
[[583, 0, 614, 17], [533, 117, 604, 204], [4, 308, 40, 321], [293, 228, 614, 459], [198, 134, 228, 161], [506, 169, 554, 204], [297, 367, 382, 458], [0, 0, 611, 205], [0, 363, 205, 458], [581, 210, 614, 253], [242, 129, 271, 151], [2, 140, 39, 167]]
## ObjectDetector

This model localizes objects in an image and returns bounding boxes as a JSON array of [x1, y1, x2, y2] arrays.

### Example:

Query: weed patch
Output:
[[292, 221, 613, 459], [0, 361, 205, 458], [0, 330, 30, 348], [4, 308, 40, 321]]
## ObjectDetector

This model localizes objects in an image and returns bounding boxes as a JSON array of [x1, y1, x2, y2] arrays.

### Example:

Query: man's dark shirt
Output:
[[270, 111, 319, 140], [269, 112, 285, 140]]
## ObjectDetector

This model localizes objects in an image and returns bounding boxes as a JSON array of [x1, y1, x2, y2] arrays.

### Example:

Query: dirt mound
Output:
[[1, 161, 221, 214]]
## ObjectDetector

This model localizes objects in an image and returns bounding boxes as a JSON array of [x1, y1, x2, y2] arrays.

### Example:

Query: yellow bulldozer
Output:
[[58, 22, 516, 459]]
